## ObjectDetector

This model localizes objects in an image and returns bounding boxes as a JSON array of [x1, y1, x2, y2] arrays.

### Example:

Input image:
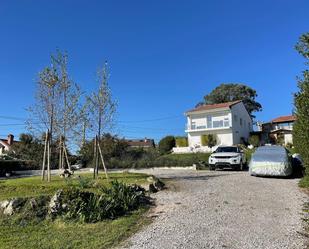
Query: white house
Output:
[[0, 134, 15, 155], [173, 100, 253, 153]]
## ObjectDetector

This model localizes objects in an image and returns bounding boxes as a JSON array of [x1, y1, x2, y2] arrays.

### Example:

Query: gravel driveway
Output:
[[121, 169, 308, 249]]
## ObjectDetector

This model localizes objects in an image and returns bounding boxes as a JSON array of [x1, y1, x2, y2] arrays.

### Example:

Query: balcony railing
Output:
[[186, 123, 230, 131]]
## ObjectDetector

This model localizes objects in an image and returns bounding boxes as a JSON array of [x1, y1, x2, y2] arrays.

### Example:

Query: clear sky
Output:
[[0, 0, 308, 142]]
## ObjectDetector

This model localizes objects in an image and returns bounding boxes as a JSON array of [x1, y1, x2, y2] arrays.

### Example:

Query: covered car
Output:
[[249, 146, 292, 177]]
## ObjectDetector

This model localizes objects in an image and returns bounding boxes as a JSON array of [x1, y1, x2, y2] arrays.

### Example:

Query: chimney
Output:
[[7, 134, 14, 145]]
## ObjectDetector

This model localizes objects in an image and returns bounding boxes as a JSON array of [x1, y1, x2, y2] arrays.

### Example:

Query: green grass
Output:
[[0, 172, 149, 201], [0, 207, 150, 249], [0, 172, 151, 249], [299, 175, 309, 188]]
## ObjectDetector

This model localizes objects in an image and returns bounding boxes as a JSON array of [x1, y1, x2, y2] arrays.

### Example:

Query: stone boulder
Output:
[[49, 189, 63, 215], [147, 176, 165, 193], [0, 198, 26, 215]]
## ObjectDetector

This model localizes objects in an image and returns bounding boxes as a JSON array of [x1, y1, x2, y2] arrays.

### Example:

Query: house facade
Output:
[[0, 134, 15, 155], [258, 115, 296, 145], [173, 100, 253, 153]]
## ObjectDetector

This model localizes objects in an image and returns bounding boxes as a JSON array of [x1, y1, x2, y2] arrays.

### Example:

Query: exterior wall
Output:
[[188, 129, 233, 147], [230, 103, 252, 144], [284, 133, 293, 145], [0, 143, 9, 155], [187, 110, 230, 131]]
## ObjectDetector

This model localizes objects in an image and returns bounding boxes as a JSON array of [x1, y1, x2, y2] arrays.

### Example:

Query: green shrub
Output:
[[175, 137, 188, 147], [201, 134, 216, 147], [0, 160, 38, 176], [249, 135, 260, 147], [158, 136, 175, 154], [294, 32, 309, 173]]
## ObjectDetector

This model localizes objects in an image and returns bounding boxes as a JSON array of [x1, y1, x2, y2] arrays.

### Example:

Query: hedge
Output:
[[0, 160, 38, 176], [106, 153, 210, 169], [175, 137, 188, 147]]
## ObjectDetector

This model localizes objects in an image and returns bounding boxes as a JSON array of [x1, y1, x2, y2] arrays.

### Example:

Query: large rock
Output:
[[0, 200, 9, 209], [2, 198, 25, 215], [49, 189, 63, 215], [147, 176, 165, 193]]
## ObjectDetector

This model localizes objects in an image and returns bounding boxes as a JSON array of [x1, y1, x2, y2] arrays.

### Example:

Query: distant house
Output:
[[258, 115, 296, 145], [0, 134, 15, 155], [125, 138, 155, 149], [173, 100, 253, 153]]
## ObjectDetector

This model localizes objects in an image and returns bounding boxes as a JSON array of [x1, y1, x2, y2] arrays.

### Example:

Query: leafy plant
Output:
[[249, 135, 260, 147], [293, 33, 309, 173], [201, 134, 216, 147], [158, 136, 176, 154], [175, 137, 188, 147]]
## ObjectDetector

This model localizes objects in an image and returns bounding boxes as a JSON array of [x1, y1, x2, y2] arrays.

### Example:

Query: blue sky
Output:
[[0, 0, 308, 142]]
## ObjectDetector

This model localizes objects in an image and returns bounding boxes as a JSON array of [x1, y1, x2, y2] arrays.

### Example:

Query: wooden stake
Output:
[[63, 144, 71, 171], [97, 141, 109, 180], [41, 130, 48, 181], [58, 136, 62, 170], [47, 131, 51, 182], [93, 136, 97, 179]]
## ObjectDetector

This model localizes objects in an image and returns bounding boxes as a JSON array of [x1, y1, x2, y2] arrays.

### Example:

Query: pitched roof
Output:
[[271, 115, 296, 123], [0, 139, 10, 147], [186, 100, 242, 114]]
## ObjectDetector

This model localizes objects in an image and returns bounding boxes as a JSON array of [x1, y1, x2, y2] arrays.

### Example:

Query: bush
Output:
[[58, 181, 149, 222], [249, 135, 260, 147], [158, 136, 175, 154], [175, 137, 188, 147], [0, 160, 38, 176], [106, 153, 210, 168], [201, 134, 216, 147], [3, 181, 151, 224], [293, 32, 309, 174]]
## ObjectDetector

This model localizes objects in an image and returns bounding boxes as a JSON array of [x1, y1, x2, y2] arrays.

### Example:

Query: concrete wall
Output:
[[230, 102, 252, 144]]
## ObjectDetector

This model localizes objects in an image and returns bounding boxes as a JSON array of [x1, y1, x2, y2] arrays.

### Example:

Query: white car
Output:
[[208, 146, 246, 171]]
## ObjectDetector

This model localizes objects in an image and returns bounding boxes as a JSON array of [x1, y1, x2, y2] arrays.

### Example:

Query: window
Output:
[[191, 122, 196, 130], [234, 114, 238, 122], [240, 118, 243, 126], [207, 116, 212, 128], [213, 120, 223, 128], [224, 118, 229, 127]]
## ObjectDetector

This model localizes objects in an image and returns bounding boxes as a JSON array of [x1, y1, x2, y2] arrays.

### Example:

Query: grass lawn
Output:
[[0, 207, 150, 249], [0, 172, 149, 200], [0, 172, 151, 249], [299, 175, 309, 188]]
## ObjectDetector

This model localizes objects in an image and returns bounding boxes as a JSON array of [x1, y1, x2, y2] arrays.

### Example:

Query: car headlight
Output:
[[231, 155, 240, 159]]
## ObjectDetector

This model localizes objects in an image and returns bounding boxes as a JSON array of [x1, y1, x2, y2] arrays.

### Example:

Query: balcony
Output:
[[185, 123, 231, 132]]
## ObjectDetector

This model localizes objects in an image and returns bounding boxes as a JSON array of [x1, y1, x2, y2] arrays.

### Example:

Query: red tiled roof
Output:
[[186, 100, 242, 113], [271, 115, 296, 123]]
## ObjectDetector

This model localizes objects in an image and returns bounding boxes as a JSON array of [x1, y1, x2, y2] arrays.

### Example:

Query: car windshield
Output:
[[215, 147, 238, 153]]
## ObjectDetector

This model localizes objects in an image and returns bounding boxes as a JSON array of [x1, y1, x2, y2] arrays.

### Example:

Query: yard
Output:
[[0, 172, 148, 200], [0, 172, 151, 249]]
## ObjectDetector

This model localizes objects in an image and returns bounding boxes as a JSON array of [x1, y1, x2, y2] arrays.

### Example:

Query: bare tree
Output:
[[28, 50, 82, 179], [88, 62, 116, 179], [51, 50, 82, 170]]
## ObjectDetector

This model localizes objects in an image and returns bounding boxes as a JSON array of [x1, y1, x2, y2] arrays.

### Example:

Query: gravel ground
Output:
[[121, 169, 308, 249]]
